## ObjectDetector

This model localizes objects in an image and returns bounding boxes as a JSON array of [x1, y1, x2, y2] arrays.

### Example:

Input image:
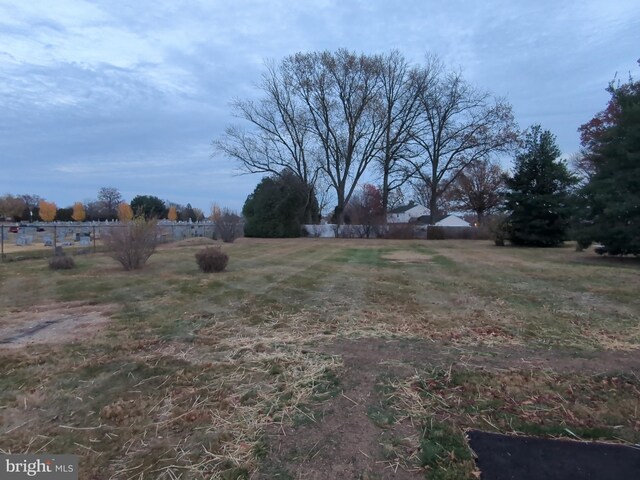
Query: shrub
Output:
[[384, 223, 416, 239], [215, 209, 243, 243], [103, 218, 158, 270], [49, 254, 75, 270], [575, 238, 593, 252], [486, 214, 510, 246], [195, 247, 229, 272]]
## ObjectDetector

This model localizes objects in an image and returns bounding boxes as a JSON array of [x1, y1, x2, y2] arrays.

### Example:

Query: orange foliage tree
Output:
[[117, 202, 134, 222], [39, 200, 57, 222], [167, 206, 178, 221], [72, 202, 86, 222]]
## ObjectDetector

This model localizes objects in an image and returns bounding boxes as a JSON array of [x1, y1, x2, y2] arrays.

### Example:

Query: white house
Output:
[[435, 214, 471, 227], [387, 204, 430, 223]]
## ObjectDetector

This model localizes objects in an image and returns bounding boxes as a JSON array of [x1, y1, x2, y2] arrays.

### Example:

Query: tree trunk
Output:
[[429, 184, 439, 224], [382, 168, 390, 218], [303, 186, 314, 224]]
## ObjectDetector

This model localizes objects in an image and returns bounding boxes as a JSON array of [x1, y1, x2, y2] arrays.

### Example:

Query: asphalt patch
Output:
[[467, 429, 640, 480]]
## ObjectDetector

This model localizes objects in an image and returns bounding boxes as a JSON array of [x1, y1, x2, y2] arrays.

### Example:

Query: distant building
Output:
[[386, 203, 430, 223]]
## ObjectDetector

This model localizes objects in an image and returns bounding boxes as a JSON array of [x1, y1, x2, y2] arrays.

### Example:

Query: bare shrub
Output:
[[195, 247, 229, 272], [214, 209, 242, 243], [103, 218, 158, 270], [384, 223, 416, 239], [486, 214, 510, 247], [344, 184, 384, 238], [49, 254, 75, 270], [426, 226, 482, 240], [427, 226, 446, 240]]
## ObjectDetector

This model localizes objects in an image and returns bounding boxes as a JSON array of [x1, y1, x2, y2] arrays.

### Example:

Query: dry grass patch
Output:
[[382, 250, 433, 263], [0, 302, 116, 349], [0, 338, 342, 479]]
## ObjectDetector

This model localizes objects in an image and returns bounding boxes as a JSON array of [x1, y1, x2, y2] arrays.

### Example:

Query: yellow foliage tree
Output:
[[117, 202, 134, 222], [39, 200, 57, 222], [209, 202, 222, 221], [167, 206, 178, 221], [72, 202, 86, 222]]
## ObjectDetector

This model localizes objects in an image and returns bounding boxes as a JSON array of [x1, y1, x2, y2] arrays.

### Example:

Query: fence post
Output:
[[1, 225, 4, 263], [53, 225, 57, 254], [93, 225, 97, 252]]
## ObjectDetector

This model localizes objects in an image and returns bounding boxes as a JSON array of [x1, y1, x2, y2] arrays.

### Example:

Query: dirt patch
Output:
[[258, 339, 426, 479], [0, 302, 116, 348], [257, 338, 640, 478], [382, 251, 432, 264]]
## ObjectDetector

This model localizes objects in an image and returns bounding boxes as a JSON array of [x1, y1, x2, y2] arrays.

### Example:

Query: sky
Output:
[[1, 0, 638, 213]]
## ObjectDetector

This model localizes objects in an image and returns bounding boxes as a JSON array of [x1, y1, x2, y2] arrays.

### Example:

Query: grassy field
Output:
[[0, 238, 639, 479]]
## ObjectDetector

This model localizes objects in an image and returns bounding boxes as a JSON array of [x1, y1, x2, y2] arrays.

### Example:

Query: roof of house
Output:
[[435, 214, 471, 227], [387, 202, 430, 215], [387, 202, 417, 214]]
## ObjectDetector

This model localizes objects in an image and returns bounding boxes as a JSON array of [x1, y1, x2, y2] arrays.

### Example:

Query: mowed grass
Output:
[[0, 238, 639, 479]]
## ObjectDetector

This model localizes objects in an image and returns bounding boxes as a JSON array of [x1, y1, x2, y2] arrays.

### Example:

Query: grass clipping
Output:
[[103, 341, 342, 479]]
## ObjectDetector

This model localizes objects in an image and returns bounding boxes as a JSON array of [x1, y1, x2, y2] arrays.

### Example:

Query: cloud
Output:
[[0, 0, 638, 210]]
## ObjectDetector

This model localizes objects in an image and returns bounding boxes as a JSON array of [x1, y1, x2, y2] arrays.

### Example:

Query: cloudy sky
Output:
[[1, 0, 638, 212]]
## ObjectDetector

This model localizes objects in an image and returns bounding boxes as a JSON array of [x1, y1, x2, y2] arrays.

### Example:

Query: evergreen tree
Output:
[[243, 170, 320, 238], [130, 195, 167, 219], [504, 126, 577, 246], [576, 77, 640, 255]]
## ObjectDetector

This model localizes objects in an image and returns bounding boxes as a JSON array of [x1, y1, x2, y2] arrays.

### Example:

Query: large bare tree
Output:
[[375, 51, 427, 214], [287, 50, 385, 224], [97, 187, 123, 219], [215, 61, 317, 185], [410, 56, 518, 221], [214, 61, 321, 222]]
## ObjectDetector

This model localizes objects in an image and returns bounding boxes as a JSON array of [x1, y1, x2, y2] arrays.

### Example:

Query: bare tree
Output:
[[409, 177, 452, 219], [97, 187, 123, 220], [314, 174, 335, 219], [448, 159, 506, 224], [214, 209, 243, 243], [386, 188, 407, 211], [376, 51, 427, 214], [569, 151, 596, 186], [288, 50, 385, 224], [214, 62, 320, 222], [20, 194, 42, 221], [410, 56, 518, 221]]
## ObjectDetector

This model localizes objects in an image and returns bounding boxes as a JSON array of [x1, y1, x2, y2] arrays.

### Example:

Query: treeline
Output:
[[0, 188, 208, 223], [217, 50, 639, 254], [215, 50, 518, 225]]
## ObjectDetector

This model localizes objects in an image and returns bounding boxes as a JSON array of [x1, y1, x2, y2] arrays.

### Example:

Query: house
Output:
[[435, 214, 471, 227], [387, 203, 430, 223]]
